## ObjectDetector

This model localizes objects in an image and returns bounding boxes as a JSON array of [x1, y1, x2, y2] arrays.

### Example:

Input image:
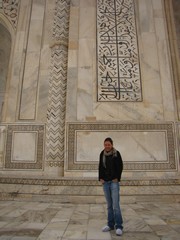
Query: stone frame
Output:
[[5, 125, 44, 170], [66, 122, 177, 171]]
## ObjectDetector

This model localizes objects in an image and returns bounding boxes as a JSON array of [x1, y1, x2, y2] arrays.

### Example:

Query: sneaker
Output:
[[102, 225, 114, 232], [116, 228, 123, 236]]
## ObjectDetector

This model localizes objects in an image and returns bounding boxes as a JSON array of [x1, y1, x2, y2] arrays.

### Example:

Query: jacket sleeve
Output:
[[98, 151, 104, 181], [116, 151, 123, 182]]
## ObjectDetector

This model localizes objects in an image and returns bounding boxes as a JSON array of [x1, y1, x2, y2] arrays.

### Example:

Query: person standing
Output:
[[98, 137, 123, 236]]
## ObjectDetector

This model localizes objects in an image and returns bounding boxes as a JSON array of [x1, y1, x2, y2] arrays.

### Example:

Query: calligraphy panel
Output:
[[97, 0, 142, 101]]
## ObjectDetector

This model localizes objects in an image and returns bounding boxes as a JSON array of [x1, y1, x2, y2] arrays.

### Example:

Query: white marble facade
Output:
[[0, 0, 179, 188], [64, 0, 179, 178]]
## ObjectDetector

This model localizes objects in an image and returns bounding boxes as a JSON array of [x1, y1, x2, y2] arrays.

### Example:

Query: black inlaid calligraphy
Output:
[[97, 0, 142, 101]]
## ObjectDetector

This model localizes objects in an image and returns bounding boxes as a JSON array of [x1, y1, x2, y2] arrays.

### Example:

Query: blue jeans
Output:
[[103, 181, 123, 230]]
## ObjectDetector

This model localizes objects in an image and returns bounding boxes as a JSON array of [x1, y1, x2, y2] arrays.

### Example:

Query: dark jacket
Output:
[[98, 150, 123, 182]]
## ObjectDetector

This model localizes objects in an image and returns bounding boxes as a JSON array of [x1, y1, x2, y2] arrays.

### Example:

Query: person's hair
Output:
[[104, 137, 113, 145]]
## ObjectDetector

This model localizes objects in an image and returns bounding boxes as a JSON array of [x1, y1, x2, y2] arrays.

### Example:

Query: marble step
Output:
[[0, 177, 180, 203]]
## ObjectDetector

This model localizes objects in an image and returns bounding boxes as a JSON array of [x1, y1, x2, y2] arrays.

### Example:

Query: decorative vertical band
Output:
[[46, 0, 70, 167]]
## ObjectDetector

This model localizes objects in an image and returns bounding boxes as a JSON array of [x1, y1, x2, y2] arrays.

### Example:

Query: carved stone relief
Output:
[[0, 0, 19, 29]]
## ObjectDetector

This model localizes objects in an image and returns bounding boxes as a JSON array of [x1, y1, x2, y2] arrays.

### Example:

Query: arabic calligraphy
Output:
[[97, 0, 142, 101]]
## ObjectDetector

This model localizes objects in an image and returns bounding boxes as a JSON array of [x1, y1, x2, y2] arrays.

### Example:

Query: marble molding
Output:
[[0, 177, 179, 187]]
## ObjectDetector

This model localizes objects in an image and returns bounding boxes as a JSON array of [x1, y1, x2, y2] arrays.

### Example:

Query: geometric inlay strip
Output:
[[97, 0, 142, 101], [66, 122, 176, 171], [46, 0, 70, 165], [0, 177, 179, 187]]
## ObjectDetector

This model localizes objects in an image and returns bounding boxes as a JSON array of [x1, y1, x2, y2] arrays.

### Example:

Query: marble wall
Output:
[[0, 24, 11, 119], [64, 0, 179, 178], [66, 0, 176, 123], [0, 0, 179, 187]]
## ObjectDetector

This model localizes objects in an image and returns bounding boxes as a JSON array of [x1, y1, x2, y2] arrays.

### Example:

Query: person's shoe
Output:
[[102, 225, 114, 232], [116, 228, 123, 236]]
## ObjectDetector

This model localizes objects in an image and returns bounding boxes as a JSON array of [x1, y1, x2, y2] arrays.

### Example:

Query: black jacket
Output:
[[98, 150, 123, 182]]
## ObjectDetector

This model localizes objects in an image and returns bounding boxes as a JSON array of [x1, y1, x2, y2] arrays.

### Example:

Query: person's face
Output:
[[104, 141, 113, 152]]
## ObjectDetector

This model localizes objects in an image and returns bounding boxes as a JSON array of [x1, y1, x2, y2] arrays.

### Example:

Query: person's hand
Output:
[[100, 179, 105, 184], [112, 178, 118, 183]]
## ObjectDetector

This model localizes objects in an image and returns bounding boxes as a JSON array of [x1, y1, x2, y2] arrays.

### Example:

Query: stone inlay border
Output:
[[0, 177, 179, 186], [97, 0, 142, 101], [5, 125, 44, 169], [66, 122, 176, 171]]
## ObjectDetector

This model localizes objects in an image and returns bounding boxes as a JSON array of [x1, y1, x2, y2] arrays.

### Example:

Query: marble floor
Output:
[[0, 200, 179, 240]]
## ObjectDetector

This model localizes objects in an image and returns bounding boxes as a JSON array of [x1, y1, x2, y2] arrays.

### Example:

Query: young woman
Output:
[[98, 137, 123, 236]]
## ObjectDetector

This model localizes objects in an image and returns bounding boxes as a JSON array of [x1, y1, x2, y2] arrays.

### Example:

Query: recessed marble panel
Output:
[[0, 125, 6, 168], [19, 0, 45, 120], [5, 125, 44, 169], [76, 131, 167, 163], [12, 132, 37, 162], [66, 122, 176, 171]]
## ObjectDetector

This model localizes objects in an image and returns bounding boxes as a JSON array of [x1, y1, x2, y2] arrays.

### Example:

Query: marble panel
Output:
[[14, 31, 26, 53], [5, 125, 44, 170], [78, 39, 94, 67], [42, 1, 56, 45], [76, 131, 167, 163], [158, 40, 176, 120], [0, 125, 6, 168], [152, 0, 163, 11], [80, 0, 96, 7], [68, 50, 78, 68], [137, 0, 154, 33], [19, 51, 40, 119], [66, 68, 78, 121], [11, 132, 37, 162], [140, 33, 162, 104], [31, 0, 45, 20], [27, 19, 44, 51], [37, 70, 51, 122], [69, 6, 79, 41], [17, 0, 32, 31], [79, 5, 95, 39], [19, 0, 45, 120], [77, 91, 93, 121], [5, 0, 32, 122], [65, 122, 176, 171]]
